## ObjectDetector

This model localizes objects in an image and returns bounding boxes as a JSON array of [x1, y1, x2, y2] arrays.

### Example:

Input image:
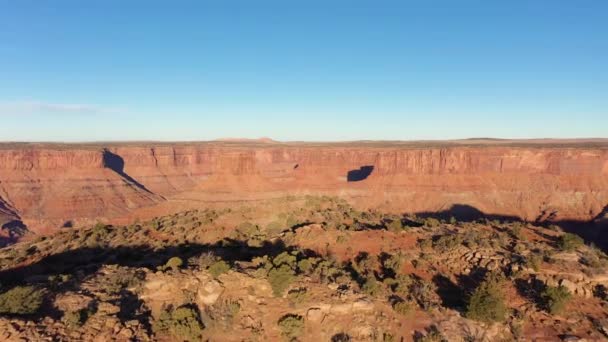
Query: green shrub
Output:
[[287, 287, 308, 304], [63, 307, 94, 327], [0, 286, 44, 315], [433, 234, 462, 252], [465, 274, 507, 323], [557, 233, 584, 251], [273, 252, 297, 269], [165, 257, 184, 271], [423, 217, 441, 228], [512, 225, 525, 240], [387, 219, 404, 232], [102, 268, 146, 294], [392, 300, 414, 315], [382, 253, 403, 274], [277, 314, 304, 340], [541, 285, 571, 314], [361, 276, 382, 297], [525, 253, 542, 272], [393, 274, 413, 295], [268, 264, 295, 296], [297, 258, 315, 274], [208, 260, 230, 278], [154, 305, 205, 341]]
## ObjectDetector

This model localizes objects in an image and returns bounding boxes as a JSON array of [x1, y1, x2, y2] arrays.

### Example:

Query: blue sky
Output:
[[0, 0, 606, 141]]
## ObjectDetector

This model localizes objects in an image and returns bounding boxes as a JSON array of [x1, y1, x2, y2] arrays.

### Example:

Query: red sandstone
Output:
[[1, 140, 607, 236]]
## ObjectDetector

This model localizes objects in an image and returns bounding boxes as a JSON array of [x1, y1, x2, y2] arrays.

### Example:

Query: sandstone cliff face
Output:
[[1, 142, 607, 235]]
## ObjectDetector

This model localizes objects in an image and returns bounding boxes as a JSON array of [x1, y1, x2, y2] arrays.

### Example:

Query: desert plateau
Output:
[[1, 140, 608, 341], [2, 1, 607, 341]]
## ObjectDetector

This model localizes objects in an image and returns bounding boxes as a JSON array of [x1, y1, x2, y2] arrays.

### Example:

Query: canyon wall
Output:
[[1, 141, 607, 236]]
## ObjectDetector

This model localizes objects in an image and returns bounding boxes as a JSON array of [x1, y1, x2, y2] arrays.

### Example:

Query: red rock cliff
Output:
[[1, 141, 607, 234]]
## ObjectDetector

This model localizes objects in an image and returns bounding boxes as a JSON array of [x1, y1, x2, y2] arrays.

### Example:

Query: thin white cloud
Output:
[[0, 100, 116, 115]]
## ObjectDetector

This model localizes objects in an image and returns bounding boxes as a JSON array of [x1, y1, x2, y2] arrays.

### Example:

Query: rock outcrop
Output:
[[1, 141, 607, 236]]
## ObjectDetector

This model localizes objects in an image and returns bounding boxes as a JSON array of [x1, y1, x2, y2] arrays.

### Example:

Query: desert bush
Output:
[[0, 286, 44, 315], [277, 314, 304, 340], [208, 260, 230, 278], [465, 273, 507, 323], [423, 217, 441, 228], [297, 257, 316, 274], [410, 279, 440, 311], [581, 249, 608, 272], [392, 300, 414, 315], [205, 299, 241, 325], [382, 253, 403, 274], [557, 233, 584, 251], [418, 239, 432, 250], [190, 252, 217, 270], [415, 325, 446, 342], [101, 268, 146, 294], [462, 229, 490, 249], [548, 224, 562, 232], [165, 257, 184, 271], [361, 276, 382, 297], [287, 287, 308, 304], [511, 224, 525, 240], [525, 253, 542, 272], [63, 306, 95, 327], [541, 285, 571, 314], [48, 274, 73, 289], [268, 264, 295, 296], [273, 252, 298, 269], [432, 234, 462, 252], [392, 274, 413, 296], [154, 305, 205, 341], [387, 219, 404, 232], [336, 235, 348, 244], [352, 253, 378, 277]]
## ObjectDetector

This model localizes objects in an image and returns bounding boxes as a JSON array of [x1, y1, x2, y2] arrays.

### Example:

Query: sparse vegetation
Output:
[[277, 314, 304, 340], [541, 285, 571, 314], [392, 300, 414, 315], [208, 260, 230, 278], [557, 233, 584, 251], [0, 286, 45, 315], [268, 264, 295, 296], [0, 196, 606, 340], [154, 305, 205, 341], [465, 274, 507, 323], [165, 256, 184, 271]]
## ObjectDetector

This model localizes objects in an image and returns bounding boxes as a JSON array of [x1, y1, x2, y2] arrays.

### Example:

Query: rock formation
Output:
[[1, 140, 607, 236]]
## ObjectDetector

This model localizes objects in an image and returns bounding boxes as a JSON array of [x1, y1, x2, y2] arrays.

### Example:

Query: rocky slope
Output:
[[1, 140, 607, 237], [1, 197, 608, 341]]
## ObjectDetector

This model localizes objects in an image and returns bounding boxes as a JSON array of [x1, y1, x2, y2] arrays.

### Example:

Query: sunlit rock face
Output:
[[1, 140, 608, 236]]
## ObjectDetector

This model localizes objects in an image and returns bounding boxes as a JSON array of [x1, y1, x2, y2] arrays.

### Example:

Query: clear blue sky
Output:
[[0, 0, 606, 141]]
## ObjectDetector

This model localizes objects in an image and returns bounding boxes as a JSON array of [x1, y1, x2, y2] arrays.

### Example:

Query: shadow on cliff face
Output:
[[411, 203, 608, 250], [102, 149, 156, 195], [347, 165, 374, 182], [1, 220, 28, 248]]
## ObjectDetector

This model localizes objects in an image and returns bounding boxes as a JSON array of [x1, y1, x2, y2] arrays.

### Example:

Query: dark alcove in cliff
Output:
[[347, 165, 374, 182]]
